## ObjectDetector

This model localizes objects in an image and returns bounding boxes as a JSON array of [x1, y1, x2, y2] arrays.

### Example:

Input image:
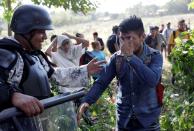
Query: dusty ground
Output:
[[161, 52, 172, 85]]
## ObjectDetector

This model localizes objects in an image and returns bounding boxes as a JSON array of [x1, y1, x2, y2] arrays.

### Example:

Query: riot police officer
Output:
[[0, 4, 104, 116]]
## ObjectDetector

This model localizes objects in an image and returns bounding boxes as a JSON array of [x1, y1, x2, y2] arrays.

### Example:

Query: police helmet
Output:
[[10, 5, 53, 34]]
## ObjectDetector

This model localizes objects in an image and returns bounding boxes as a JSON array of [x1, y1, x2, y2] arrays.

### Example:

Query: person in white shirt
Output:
[[162, 22, 173, 56], [46, 33, 92, 92], [46, 33, 89, 67]]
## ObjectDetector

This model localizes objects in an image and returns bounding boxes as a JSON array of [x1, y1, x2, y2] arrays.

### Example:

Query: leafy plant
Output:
[[79, 79, 116, 131], [160, 30, 194, 131]]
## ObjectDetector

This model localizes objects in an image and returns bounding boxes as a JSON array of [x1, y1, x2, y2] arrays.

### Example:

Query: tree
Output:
[[162, 0, 193, 15], [0, 0, 19, 36], [0, 0, 97, 36], [188, 0, 194, 9], [31, 0, 96, 14]]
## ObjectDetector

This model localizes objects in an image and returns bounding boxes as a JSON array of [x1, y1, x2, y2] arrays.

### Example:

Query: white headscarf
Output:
[[56, 35, 70, 48]]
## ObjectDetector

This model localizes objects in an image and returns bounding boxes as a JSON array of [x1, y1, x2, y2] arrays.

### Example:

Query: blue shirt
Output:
[[83, 44, 163, 128], [91, 50, 106, 78], [91, 50, 106, 61]]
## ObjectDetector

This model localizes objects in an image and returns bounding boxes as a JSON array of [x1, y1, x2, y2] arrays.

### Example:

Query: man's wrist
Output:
[[9, 86, 21, 98]]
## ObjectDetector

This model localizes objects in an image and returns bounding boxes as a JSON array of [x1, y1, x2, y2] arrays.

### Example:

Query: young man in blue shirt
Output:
[[78, 15, 163, 131]]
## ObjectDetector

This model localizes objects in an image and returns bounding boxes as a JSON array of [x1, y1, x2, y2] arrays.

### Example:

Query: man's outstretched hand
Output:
[[77, 102, 90, 125], [87, 58, 106, 76]]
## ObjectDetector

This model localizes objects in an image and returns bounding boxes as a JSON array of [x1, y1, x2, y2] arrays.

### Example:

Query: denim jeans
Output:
[[117, 117, 160, 131]]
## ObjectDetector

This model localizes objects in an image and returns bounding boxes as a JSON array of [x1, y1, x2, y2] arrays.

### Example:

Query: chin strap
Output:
[[19, 33, 35, 51]]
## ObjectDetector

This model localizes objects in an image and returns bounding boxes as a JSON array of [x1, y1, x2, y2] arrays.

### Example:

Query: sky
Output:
[[0, 0, 171, 15], [93, 0, 171, 13]]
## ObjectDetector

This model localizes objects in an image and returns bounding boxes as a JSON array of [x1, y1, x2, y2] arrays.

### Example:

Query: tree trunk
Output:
[[7, 0, 12, 36], [8, 23, 12, 36]]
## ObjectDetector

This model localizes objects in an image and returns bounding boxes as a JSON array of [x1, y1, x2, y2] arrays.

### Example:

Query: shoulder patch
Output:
[[0, 48, 17, 70]]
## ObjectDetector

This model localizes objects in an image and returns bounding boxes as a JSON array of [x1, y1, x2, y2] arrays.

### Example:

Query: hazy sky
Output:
[[0, 0, 171, 15], [94, 0, 171, 13]]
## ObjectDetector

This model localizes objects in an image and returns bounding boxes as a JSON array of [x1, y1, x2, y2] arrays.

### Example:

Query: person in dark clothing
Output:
[[107, 25, 120, 54], [93, 32, 104, 51], [78, 15, 163, 131], [145, 26, 159, 50]]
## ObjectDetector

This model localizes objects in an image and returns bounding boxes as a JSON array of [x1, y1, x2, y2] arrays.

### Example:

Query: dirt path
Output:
[[162, 55, 172, 85]]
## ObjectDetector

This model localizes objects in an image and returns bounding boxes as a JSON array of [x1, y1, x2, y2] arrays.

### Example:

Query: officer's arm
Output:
[[39, 52, 88, 87], [0, 49, 18, 106], [51, 65, 89, 87], [0, 49, 44, 115]]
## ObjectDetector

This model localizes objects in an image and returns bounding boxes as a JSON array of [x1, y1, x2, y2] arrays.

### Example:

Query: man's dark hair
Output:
[[50, 35, 57, 42], [150, 26, 156, 31], [76, 33, 82, 37], [93, 32, 98, 36], [119, 15, 144, 36], [155, 26, 159, 30], [112, 25, 119, 34], [178, 19, 185, 24]]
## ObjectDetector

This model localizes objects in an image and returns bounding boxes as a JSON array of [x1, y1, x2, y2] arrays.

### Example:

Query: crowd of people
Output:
[[0, 4, 191, 131], [145, 19, 190, 58]]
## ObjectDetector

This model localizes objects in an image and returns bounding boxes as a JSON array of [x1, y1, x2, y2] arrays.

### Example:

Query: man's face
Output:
[[31, 30, 47, 50], [150, 29, 157, 37], [95, 42, 102, 50], [61, 42, 70, 53], [178, 22, 186, 31], [167, 24, 171, 29], [93, 34, 97, 40], [161, 25, 164, 29], [120, 31, 144, 53]]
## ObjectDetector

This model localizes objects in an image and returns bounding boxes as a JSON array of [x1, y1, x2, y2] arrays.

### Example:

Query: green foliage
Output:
[[50, 79, 60, 96], [0, 0, 18, 23], [0, 0, 97, 22], [51, 78, 116, 131], [0, 0, 96, 36], [188, 0, 194, 9], [79, 95, 116, 131], [160, 31, 194, 131], [169, 30, 194, 92], [31, 0, 97, 14], [79, 79, 116, 131]]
